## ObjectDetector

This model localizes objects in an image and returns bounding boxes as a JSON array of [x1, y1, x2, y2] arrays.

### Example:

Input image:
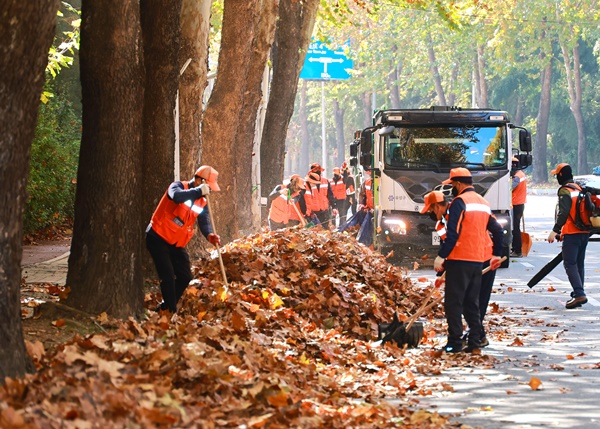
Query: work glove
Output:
[[433, 256, 445, 273], [208, 233, 221, 247], [489, 256, 502, 271], [197, 183, 211, 196], [547, 230, 558, 243], [332, 208, 339, 217]]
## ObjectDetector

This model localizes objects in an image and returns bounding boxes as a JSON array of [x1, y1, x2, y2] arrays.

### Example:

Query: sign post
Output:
[[300, 41, 352, 174]]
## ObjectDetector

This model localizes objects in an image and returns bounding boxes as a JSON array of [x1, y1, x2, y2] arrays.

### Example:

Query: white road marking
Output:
[[519, 262, 534, 268], [546, 275, 564, 283], [587, 296, 600, 306]]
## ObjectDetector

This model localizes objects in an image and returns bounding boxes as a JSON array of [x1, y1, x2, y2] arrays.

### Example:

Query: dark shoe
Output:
[[463, 344, 482, 353], [566, 295, 587, 309], [510, 252, 522, 258], [441, 344, 463, 354], [478, 336, 489, 348]]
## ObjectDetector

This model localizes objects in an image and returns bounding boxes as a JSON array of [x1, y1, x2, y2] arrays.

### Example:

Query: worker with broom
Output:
[[422, 189, 498, 348], [267, 174, 306, 230], [146, 165, 221, 313], [510, 157, 528, 257], [433, 168, 504, 353]]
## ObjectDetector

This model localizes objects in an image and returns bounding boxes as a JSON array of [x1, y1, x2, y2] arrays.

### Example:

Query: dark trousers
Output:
[[146, 230, 192, 312], [268, 219, 287, 231], [313, 209, 330, 227], [562, 233, 589, 297], [333, 198, 348, 223], [478, 259, 497, 339], [445, 260, 484, 348], [512, 204, 525, 253]]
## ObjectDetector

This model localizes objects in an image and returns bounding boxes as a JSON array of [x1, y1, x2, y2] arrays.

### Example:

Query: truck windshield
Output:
[[384, 125, 507, 170]]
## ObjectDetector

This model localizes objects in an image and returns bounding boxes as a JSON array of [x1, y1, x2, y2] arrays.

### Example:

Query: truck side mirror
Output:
[[350, 141, 358, 157], [517, 153, 532, 168], [519, 129, 532, 152], [360, 129, 373, 169]]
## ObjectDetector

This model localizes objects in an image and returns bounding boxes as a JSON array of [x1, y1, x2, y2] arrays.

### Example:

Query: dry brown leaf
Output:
[[529, 377, 543, 390]]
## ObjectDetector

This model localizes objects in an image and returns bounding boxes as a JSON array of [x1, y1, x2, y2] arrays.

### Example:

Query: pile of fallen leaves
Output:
[[3, 226, 491, 428]]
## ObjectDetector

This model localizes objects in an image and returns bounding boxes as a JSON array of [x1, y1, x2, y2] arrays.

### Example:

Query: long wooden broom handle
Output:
[[405, 271, 445, 332], [205, 195, 228, 287]]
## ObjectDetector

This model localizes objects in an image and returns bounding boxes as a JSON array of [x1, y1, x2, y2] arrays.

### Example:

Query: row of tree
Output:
[[284, 0, 600, 183]]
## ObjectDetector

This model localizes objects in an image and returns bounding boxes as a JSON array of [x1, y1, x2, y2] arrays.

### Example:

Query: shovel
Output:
[[520, 216, 532, 257]]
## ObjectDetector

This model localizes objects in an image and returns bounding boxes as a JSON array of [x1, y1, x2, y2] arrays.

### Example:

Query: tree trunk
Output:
[[260, 0, 319, 202], [235, 2, 279, 235], [447, 62, 459, 107], [477, 45, 488, 108], [179, 0, 212, 178], [387, 45, 401, 109], [426, 33, 446, 106], [362, 92, 372, 127], [534, 60, 552, 184], [0, 0, 58, 382], [299, 80, 310, 171], [472, 53, 481, 107], [66, 0, 145, 318], [514, 96, 523, 127], [202, 0, 280, 243], [140, 0, 182, 276], [560, 41, 587, 175]]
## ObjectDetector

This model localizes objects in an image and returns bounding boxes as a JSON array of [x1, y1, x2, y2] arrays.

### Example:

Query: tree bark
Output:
[[447, 62, 459, 107], [477, 45, 488, 108], [179, 0, 212, 178], [362, 92, 372, 127], [202, 0, 280, 242], [427, 33, 446, 106], [260, 0, 319, 202], [66, 0, 145, 318], [534, 59, 552, 184], [140, 0, 182, 276], [333, 99, 346, 167], [235, 2, 279, 235], [0, 0, 59, 382], [560, 41, 587, 175]]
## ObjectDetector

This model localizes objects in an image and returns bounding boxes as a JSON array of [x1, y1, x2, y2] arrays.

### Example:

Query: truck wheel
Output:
[[501, 245, 510, 268]]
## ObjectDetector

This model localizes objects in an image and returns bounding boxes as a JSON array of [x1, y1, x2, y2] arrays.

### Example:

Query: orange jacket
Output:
[[329, 177, 347, 200], [446, 191, 493, 263], [512, 170, 527, 205], [269, 190, 302, 224], [150, 182, 207, 247], [304, 177, 330, 212], [363, 177, 374, 209]]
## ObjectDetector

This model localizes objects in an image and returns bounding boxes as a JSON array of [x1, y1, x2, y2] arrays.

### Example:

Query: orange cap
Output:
[[551, 163, 569, 175], [420, 191, 445, 214], [290, 174, 304, 188], [442, 167, 472, 184], [333, 167, 341, 175], [195, 165, 220, 191], [310, 163, 324, 172]]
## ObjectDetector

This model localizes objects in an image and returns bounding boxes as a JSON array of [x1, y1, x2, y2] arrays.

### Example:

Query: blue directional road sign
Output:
[[300, 41, 353, 81]]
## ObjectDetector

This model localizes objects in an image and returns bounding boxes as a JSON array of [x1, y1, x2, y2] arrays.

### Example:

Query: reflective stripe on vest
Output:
[[305, 179, 330, 212], [150, 182, 206, 247], [447, 191, 492, 262], [330, 179, 346, 200]]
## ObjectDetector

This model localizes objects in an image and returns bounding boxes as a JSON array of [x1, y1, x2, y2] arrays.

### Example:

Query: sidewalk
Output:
[[21, 240, 70, 286]]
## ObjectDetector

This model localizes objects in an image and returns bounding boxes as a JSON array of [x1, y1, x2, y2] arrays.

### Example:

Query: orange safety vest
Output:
[[288, 197, 303, 222], [305, 178, 330, 212], [560, 183, 589, 235], [269, 193, 291, 224], [345, 174, 355, 196], [447, 191, 493, 263], [436, 217, 447, 241], [512, 170, 527, 205], [364, 178, 374, 209], [330, 177, 346, 200], [150, 182, 206, 248]]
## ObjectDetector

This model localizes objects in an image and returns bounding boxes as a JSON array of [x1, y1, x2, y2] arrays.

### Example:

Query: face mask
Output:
[[429, 211, 438, 221], [451, 186, 459, 197], [333, 174, 341, 180]]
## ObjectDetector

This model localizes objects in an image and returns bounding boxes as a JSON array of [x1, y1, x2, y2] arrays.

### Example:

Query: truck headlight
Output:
[[383, 218, 407, 235]]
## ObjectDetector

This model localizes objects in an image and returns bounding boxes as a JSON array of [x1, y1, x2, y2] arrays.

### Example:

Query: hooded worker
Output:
[[547, 163, 589, 309], [304, 164, 334, 227], [146, 165, 221, 313], [268, 174, 306, 230], [510, 157, 527, 257]]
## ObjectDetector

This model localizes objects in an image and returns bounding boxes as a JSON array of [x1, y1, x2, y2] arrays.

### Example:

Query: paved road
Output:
[[405, 195, 600, 429]]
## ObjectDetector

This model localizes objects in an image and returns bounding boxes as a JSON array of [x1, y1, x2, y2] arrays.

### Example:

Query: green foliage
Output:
[[25, 87, 81, 235]]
